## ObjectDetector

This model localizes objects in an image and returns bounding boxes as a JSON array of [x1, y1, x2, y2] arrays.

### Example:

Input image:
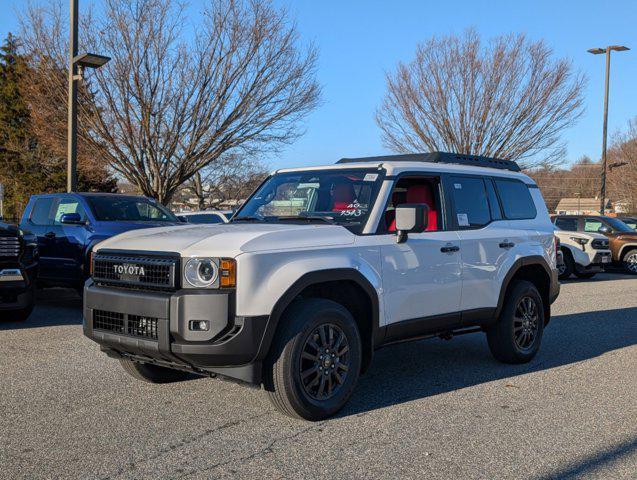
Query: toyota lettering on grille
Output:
[[113, 264, 146, 278]]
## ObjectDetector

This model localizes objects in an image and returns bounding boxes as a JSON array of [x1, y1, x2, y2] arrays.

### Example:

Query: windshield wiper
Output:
[[232, 216, 264, 222], [276, 215, 335, 224]]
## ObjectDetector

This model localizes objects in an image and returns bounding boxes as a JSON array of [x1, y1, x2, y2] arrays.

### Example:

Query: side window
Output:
[[30, 198, 56, 226], [485, 179, 502, 221], [53, 199, 87, 225], [450, 176, 491, 229], [380, 176, 441, 233], [584, 219, 603, 233], [555, 217, 578, 232], [494, 179, 537, 220]]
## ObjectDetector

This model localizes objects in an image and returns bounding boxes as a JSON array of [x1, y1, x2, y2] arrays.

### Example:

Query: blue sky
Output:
[[2, 0, 636, 170]]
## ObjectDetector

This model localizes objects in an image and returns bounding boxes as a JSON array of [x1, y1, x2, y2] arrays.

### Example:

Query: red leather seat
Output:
[[331, 183, 356, 211], [388, 184, 438, 232]]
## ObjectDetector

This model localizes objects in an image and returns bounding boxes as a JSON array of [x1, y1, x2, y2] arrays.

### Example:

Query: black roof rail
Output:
[[336, 151, 521, 172]]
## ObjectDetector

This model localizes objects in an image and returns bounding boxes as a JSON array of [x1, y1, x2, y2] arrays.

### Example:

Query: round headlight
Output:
[[184, 258, 218, 288]]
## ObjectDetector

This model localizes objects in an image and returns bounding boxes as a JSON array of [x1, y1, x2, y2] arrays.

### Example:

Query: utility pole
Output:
[[587, 45, 629, 215], [67, 0, 79, 192]]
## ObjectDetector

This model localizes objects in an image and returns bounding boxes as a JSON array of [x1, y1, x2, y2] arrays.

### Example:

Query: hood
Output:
[[94, 220, 184, 236], [611, 231, 637, 240], [94, 223, 355, 257], [554, 229, 607, 241], [0, 221, 19, 236]]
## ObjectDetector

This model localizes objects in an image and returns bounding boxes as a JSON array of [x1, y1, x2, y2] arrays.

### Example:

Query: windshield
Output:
[[605, 217, 635, 233], [86, 196, 178, 222], [234, 168, 384, 234]]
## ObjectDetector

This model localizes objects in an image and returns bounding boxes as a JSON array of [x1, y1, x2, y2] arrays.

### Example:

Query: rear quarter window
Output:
[[494, 179, 537, 220]]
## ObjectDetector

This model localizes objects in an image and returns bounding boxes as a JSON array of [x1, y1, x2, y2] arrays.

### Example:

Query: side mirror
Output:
[[598, 225, 611, 234], [395, 204, 429, 243], [60, 212, 84, 225], [177, 215, 188, 223]]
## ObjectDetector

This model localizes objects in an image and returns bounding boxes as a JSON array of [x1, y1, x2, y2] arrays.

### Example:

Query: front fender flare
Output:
[[253, 268, 381, 362]]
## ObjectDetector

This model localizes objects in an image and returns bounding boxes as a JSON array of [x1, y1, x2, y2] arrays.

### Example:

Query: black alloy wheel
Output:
[[299, 323, 350, 400], [513, 296, 539, 352]]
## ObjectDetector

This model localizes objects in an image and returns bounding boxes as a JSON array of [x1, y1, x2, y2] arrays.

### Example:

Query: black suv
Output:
[[0, 221, 39, 321]]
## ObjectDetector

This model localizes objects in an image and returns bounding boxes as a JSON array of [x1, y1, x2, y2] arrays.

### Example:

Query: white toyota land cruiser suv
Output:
[[84, 152, 559, 420]]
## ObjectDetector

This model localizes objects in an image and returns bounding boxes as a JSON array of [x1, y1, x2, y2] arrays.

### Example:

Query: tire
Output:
[[263, 298, 362, 421], [0, 305, 34, 322], [487, 280, 544, 364], [558, 249, 574, 280], [622, 249, 637, 275], [119, 358, 194, 383], [574, 271, 596, 279]]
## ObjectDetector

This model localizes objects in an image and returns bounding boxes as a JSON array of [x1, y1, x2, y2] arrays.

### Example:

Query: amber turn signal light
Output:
[[219, 258, 236, 288]]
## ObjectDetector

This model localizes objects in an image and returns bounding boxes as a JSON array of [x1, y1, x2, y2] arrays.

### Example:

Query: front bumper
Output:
[[83, 281, 268, 384], [0, 265, 36, 310], [577, 251, 612, 274]]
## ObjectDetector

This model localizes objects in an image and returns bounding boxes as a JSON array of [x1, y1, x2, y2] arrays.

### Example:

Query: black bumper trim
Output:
[[83, 282, 269, 384]]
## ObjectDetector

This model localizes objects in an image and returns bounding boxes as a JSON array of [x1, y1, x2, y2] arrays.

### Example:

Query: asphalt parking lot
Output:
[[1, 273, 636, 480]]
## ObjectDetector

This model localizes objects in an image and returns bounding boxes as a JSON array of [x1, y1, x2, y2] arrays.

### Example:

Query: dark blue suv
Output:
[[20, 193, 182, 291]]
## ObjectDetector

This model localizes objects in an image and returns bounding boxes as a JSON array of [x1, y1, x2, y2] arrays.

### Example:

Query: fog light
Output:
[[189, 320, 210, 331]]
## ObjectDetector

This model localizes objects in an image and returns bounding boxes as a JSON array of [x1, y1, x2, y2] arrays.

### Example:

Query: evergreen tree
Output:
[[0, 33, 36, 220]]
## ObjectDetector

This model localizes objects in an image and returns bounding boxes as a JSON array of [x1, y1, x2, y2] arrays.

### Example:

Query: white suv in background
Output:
[[83, 152, 559, 420], [553, 227, 611, 280]]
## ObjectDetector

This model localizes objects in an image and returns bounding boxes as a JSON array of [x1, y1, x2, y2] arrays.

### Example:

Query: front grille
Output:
[[0, 236, 20, 258], [93, 254, 177, 291], [591, 239, 609, 250], [94, 310, 125, 334], [128, 314, 159, 339], [93, 309, 159, 340]]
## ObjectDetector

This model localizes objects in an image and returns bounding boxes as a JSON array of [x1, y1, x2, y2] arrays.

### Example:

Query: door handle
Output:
[[499, 242, 515, 249], [44, 232, 56, 239], [440, 245, 460, 253]]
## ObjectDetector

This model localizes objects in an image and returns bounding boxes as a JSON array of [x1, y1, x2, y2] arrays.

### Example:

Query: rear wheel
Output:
[[622, 249, 637, 274], [487, 280, 544, 364], [263, 298, 362, 421], [558, 249, 574, 280], [119, 359, 194, 383]]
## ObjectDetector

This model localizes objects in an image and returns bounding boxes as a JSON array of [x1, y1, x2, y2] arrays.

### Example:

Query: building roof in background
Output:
[[555, 197, 611, 213]]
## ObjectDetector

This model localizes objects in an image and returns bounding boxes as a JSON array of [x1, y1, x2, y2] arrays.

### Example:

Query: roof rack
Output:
[[336, 151, 521, 172]]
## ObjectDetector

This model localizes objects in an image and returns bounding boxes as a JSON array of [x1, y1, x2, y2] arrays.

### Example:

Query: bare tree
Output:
[[21, 0, 320, 204], [182, 154, 268, 210], [607, 118, 637, 213], [376, 30, 586, 167]]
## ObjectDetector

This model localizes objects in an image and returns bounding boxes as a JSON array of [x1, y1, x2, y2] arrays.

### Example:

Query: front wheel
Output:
[[622, 249, 637, 274], [263, 298, 362, 421], [119, 359, 194, 383], [558, 250, 574, 280], [487, 280, 544, 364]]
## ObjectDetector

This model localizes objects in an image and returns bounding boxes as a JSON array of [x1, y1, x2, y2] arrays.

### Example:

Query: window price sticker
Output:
[[457, 213, 469, 226], [363, 173, 378, 182]]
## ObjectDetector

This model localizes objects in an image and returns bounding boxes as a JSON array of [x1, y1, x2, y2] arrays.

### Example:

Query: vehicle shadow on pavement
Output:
[[0, 288, 82, 330], [340, 306, 637, 418], [535, 434, 637, 480]]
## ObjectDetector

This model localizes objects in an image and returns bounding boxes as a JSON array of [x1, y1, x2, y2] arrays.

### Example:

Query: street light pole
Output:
[[67, 0, 79, 192], [588, 45, 629, 215], [66, 0, 110, 193]]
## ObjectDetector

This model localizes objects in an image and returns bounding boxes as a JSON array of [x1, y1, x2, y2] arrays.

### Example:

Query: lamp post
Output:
[[67, 0, 110, 192], [587, 45, 629, 215]]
